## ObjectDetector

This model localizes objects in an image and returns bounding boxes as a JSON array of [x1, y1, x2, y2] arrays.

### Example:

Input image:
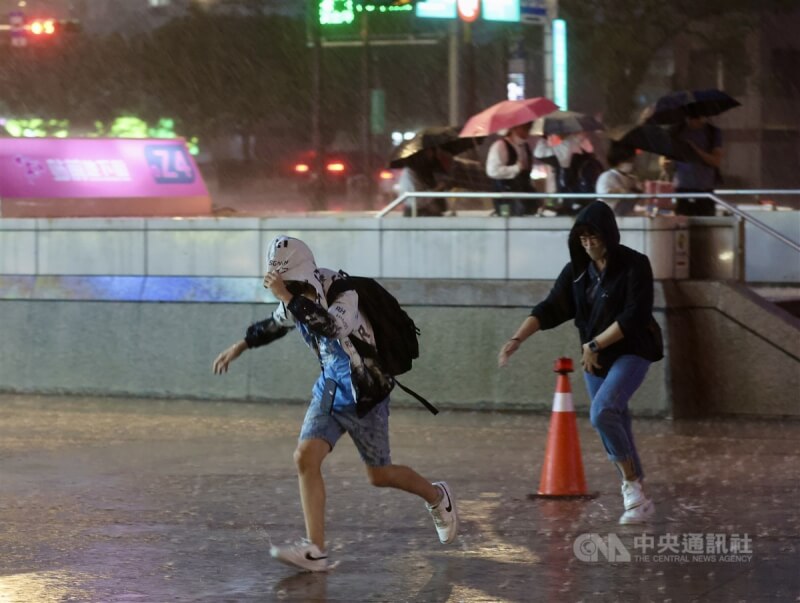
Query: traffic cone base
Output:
[[531, 357, 598, 499]]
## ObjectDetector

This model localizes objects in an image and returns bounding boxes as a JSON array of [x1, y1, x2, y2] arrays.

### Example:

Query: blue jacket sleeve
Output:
[[530, 263, 576, 329]]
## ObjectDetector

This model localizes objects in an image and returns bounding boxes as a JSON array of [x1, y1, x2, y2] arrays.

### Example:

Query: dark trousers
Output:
[[493, 199, 527, 217], [675, 189, 715, 216]]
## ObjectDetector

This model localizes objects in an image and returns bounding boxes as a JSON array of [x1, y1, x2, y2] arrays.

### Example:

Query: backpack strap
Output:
[[394, 378, 439, 415], [328, 271, 439, 416], [325, 270, 353, 305]]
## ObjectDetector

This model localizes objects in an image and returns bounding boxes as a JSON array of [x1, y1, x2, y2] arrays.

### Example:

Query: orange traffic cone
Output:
[[534, 357, 595, 498]]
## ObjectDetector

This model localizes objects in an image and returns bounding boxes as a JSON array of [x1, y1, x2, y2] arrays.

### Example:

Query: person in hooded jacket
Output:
[[213, 236, 457, 572], [497, 201, 663, 524]]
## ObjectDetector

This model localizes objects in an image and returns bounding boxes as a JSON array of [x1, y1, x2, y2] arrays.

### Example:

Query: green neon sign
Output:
[[320, 0, 413, 25]]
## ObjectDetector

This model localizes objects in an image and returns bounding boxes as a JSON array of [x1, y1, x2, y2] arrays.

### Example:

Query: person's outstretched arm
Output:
[[498, 315, 542, 367], [212, 274, 296, 374], [498, 263, 575, 367], [213, 339, 248, 374]]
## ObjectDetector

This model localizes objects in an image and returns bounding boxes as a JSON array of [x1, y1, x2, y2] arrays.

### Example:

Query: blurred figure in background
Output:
[[485, 122, 538, 217], [670, 111, 723, 216], [535, 133, 604, 215], [395, 148, 452, 217], [595, 141, 642, 216]]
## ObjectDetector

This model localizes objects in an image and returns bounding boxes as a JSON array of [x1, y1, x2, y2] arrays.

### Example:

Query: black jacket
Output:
[[530, 201, 664, 376]]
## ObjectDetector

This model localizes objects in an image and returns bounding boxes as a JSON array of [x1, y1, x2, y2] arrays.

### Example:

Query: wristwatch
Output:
[[588, 339, 601, 353]]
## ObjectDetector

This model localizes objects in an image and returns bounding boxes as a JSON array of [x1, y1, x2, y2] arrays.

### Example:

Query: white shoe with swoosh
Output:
[[427, 481, 458, 544], [270, 538, 329, 572]]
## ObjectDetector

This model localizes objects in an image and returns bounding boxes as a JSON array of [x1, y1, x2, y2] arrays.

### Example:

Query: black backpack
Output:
[[326, 272, 438, 415]]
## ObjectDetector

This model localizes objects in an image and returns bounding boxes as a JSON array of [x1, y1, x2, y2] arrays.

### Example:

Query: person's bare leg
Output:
[[294, 438, 331, 550], [366, 464, 441, 504]]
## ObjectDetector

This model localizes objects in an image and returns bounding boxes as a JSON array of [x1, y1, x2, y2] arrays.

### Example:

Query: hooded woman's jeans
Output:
[[583, 354, 651, 479]]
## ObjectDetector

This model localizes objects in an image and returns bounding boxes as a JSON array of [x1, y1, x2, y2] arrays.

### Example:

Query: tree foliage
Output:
[[0, 10, 310, 149], [561, 0, 796, 124]]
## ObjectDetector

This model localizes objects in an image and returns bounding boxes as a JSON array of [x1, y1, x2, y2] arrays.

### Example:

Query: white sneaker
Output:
[[619, 480, 655, 525], [620, 498, 656, 524], [426, 481, 458, 544], [621, 480, 648, 510], [270, 539, 329, 572]]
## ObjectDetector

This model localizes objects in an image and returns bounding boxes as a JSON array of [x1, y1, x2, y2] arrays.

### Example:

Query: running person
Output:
[[213, 236, 457, 571]]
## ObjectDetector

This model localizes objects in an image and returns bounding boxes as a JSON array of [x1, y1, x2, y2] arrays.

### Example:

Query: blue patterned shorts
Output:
[[299, 397, 392, 467]]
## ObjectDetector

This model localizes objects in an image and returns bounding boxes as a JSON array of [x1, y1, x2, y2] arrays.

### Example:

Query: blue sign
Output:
[[416, 0, 457, 19], [482, 0, 519, 22], [520, 0, 547, 24], [145, 145, 196, 184]]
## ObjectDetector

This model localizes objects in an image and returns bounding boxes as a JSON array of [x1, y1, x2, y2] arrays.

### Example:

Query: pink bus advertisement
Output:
[[0, 138, 211, 217]]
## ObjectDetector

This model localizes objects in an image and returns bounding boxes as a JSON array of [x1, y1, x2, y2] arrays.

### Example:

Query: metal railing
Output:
[[377, 190, 800, 283], [377, 190, 799, 251]]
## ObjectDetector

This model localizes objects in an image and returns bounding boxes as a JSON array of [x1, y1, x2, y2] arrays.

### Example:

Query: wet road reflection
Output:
[[0, 395, 797, 601]]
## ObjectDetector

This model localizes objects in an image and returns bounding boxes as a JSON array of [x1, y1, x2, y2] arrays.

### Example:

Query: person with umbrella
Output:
[[390, 127, 482, 217], [533, 111, 605, 215], [394, 149, 451, 217], [644, 89, 740, 216], [459, 98, 559, 217], [485, 122, 537, 217], [667, 109, 723, 216]]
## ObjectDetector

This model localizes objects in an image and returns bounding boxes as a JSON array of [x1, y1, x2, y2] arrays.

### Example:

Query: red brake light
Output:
[[294, 163, 310, 173], [379, 170, 394, 180], [29, 19, 56, 35], [326, 162, 346, 173]]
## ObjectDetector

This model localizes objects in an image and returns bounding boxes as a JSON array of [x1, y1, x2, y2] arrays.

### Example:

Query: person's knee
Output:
[[591, 406, 618, 432], [366, 465, 393, 488], [294, 442, 326, 474]]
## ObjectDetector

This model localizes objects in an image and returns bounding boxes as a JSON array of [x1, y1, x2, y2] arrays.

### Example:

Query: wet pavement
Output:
[[0, 394, 798, 603]]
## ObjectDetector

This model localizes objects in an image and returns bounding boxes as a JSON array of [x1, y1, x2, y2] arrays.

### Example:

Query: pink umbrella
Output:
[[459, 97, 559, 138]]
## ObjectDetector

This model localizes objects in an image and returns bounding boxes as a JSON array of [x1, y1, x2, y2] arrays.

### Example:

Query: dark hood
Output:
[[568, 201, 621, 273]]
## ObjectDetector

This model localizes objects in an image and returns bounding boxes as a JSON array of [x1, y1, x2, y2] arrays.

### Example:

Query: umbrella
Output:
[[532, 111, 605, 137], [643, 89, 740, 125], [389, 127, 484, 168], [459, 97, 558, 138], [617, 124, 701, 163]]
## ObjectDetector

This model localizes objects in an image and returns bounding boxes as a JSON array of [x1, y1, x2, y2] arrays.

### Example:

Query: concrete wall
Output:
[[1, 213, 796, 282], [0, 215, 691, 281], [2, 276, 797, 417], [663, 281, 800, 417], [0, 215, 797, 417], [0, 279, 670, 416]]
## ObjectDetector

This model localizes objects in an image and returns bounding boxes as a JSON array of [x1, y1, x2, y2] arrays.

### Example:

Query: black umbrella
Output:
[[644, 89, 741, 125], [532, 111, 605, 137], [618, 124, 701, 163], [389, 127, 484, 168]]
